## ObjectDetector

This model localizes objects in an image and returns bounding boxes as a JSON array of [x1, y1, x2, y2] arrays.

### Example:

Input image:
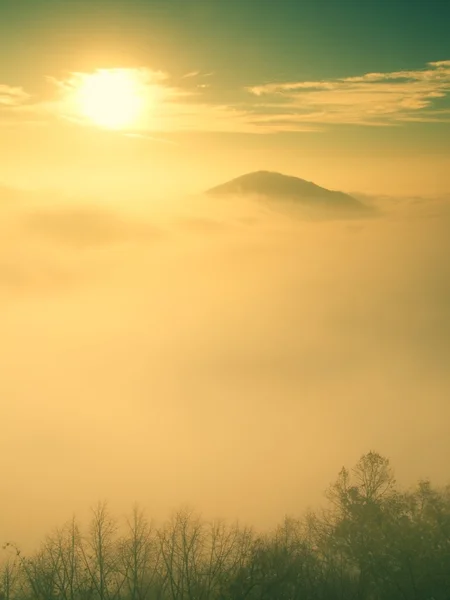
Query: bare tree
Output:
[[5, 542, 57, 600], [80, 501, 122, 600], [0, 547, 19, 600], [36, 517, 88, 600], [117, 504, 162, 600], [201, 519, 254, 599], [352, 451, 396, 503], [157, 507, 206, 600]]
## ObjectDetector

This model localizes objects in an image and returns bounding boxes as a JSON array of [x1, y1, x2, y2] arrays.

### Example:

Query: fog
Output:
[[1, 185, 450, 550]]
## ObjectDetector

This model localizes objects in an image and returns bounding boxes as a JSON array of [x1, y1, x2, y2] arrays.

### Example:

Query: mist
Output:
[[1, 184, 450, 550]]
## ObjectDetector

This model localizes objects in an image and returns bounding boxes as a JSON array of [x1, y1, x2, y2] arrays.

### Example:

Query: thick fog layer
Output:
[[1, 187, 449, 549]]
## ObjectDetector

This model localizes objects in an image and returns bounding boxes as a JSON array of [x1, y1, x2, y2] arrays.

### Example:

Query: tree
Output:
[[80, 502, 122, 600], [325, 452, 397, 599], [157, 507, 206, 600], [117, 504, 161, 600], [0, 548, 19, 600]]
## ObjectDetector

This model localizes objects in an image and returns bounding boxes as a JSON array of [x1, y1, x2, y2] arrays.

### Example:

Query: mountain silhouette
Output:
[[206, 171, 372, 218]]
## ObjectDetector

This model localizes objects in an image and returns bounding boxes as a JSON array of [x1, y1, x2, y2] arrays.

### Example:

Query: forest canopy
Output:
[[2, 451, 450, 600]]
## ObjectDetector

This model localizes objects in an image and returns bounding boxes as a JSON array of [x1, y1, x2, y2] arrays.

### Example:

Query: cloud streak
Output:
[[1, 61, 450, 134], [0, 84, 30, 107], [247, 60, 450, 128]]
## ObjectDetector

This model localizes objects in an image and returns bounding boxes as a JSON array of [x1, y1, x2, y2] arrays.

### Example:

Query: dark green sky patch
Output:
[[2, 0, 449, 86]]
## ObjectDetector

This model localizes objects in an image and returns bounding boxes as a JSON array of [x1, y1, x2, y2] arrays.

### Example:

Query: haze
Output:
[[1, 0, 450, 554]]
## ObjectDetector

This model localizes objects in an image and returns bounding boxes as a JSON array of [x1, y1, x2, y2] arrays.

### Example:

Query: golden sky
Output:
[[1, 59, 450, 197]]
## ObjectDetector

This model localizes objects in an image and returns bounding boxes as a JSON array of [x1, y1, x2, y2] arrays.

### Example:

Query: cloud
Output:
[[182, 71, 201, 78], [2, 60, 450, 134], [39, 68, 275, 134], [0, 67, 327, 134], [24, 206, 160, 248], [0, 187, 163, 294], [147, 101, 321, 133], [50, 69, 316, 133], [1, 181, 450, 546], [0, 84, 30, 107], [353, 191, 450, 220], [176, 216, 229, 234], [182, 71, 214, 79], [246, 60, 450, 128], [49, 67, 192, 123], [0, 85, 36, 127]]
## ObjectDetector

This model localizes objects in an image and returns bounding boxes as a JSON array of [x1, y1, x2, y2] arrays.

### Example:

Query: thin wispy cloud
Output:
[[42, 68, 260, 134], [0, 84, 30, 107], [2, 68, 317, 134], [182, 70, 201, 79], [181, 71, 214, 79], [1, 61, 449, 134], [247, 60, 450, 128]]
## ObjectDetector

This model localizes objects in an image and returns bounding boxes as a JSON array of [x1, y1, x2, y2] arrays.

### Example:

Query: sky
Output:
[[1, 0, 450, 196], [1, 0, 450, 550]]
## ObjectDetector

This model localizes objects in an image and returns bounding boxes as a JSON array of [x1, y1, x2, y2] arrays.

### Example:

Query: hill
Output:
[[206, 171, 372, 217]]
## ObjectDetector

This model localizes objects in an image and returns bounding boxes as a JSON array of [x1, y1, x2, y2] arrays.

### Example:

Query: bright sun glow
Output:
[[74, 69, 146, 130]]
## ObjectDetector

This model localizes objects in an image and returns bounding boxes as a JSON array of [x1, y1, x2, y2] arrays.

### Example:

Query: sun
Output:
[[74, 69, 146, 130]]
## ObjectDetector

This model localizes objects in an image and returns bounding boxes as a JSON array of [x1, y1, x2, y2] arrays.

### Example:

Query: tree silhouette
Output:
[[2, 451, 450, 600]]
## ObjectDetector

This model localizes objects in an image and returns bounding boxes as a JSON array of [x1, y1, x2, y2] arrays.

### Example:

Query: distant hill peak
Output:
[[206, 171, 371, 217]]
